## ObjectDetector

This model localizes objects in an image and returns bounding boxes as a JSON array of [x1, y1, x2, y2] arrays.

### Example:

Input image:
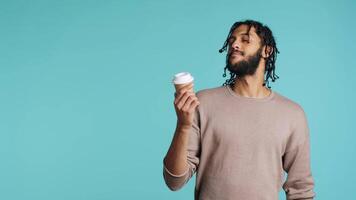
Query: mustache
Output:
[[229, 50, 244, 56]]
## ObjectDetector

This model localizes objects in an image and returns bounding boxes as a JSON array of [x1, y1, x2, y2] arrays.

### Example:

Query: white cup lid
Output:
[[172, 72, 194, 84]]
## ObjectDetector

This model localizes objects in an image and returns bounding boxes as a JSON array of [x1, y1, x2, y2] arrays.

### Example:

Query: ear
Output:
[[262, 45, 273, 59]]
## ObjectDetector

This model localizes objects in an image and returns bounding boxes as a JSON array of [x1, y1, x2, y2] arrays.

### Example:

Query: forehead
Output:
[[231, 24, 260, 41]]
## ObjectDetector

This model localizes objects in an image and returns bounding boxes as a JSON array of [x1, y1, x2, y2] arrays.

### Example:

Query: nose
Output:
[[228, 43, 240, 55], [230, 38, 240, 51]]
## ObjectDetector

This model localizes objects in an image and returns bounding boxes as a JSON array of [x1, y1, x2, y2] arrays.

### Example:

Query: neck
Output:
[[231, 64, 271, 98]]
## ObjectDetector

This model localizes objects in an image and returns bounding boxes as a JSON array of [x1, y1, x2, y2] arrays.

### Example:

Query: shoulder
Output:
[[195, 85, 227, 102], [273, 91, 307, 122], [193, 85, 227, 114]]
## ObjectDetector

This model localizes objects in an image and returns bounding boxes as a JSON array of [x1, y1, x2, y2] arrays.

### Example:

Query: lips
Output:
[[232, 51, 243, 56]]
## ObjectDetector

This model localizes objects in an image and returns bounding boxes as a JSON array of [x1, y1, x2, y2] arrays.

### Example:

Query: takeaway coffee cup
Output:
[[172, 72, 194, 94]]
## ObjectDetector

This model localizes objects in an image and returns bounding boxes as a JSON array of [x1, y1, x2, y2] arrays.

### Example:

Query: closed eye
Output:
[[228, 35, 250, 45], [242, 35, 250, 43]]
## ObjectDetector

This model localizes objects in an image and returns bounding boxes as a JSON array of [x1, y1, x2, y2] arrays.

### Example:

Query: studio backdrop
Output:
[[1, 0, 355, 199]]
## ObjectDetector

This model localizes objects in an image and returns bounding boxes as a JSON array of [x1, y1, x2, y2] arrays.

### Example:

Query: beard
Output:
[[226, 47, 263, 77]]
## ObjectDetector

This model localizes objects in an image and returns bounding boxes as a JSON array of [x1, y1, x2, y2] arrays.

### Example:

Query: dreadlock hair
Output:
[[218, 19, 280, 89]]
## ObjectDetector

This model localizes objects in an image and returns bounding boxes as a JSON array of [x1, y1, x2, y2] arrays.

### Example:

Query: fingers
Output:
[[182, 95, 198, 111], [176, 91, 194, 109], [188, 99, 200, 112], [174, 83, 198, 111], [174, 86, 193, 104]]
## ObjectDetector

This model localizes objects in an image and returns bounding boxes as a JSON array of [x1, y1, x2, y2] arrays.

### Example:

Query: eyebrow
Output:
[[231, 32, 250, 38], [236, 32, 253, 38], [229, 33, 253, 40]]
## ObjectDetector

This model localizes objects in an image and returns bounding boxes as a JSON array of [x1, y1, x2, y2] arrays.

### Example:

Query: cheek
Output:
[[244, 49, 258, 57]]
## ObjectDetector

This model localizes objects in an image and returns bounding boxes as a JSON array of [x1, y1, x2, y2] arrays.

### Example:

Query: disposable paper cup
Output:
[[172, 72, 194, 93]]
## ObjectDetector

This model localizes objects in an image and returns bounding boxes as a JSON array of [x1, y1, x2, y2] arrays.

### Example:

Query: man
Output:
[[163, 19, 316, 200]]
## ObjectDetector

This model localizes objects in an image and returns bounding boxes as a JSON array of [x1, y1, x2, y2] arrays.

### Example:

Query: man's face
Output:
[[226, 25, 264, 77]]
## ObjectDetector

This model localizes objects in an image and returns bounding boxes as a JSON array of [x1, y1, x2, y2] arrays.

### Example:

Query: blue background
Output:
[[1, 0, 355, 199]]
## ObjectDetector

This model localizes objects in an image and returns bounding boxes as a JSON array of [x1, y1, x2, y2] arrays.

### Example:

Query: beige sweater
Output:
[[163, 85, 315, 200]]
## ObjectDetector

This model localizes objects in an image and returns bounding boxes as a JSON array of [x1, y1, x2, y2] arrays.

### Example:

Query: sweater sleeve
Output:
[[282, 107, 316, 199], [163, 106, 201, 191]]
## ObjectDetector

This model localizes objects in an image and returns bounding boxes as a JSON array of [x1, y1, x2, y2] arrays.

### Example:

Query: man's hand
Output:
[[174, 83, 200, 128]]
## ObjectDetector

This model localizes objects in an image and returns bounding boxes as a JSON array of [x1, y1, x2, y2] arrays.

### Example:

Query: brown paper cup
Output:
[[172, 72, 194, 94]]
